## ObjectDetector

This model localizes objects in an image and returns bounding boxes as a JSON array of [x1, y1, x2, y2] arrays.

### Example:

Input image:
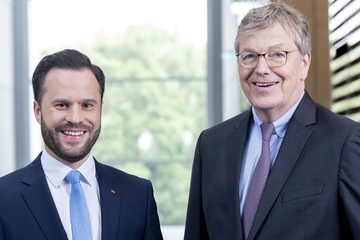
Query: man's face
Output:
[[33, 68, 102, 166], [237, 22, 311, 122]]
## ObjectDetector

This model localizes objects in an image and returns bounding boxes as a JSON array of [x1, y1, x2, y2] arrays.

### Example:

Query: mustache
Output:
[[55, 122, 91, 131]]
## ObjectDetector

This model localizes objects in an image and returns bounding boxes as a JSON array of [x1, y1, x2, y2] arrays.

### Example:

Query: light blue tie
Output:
[[66, 170, 92, 240]]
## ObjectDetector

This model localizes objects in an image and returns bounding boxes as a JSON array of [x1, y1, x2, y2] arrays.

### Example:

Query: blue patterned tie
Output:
[[66, 170, 92, 240], [242, 123, 274, 239]]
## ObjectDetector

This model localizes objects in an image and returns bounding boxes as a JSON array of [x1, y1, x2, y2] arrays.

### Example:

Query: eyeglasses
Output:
[[236, 49, 298, 69]]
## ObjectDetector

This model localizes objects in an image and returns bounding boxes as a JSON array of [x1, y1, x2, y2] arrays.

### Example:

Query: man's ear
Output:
[[33, 100, 41, 124], [300, 52, 311, 81]]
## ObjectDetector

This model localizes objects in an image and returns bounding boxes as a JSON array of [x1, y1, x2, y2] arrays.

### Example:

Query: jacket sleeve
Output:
[[0, 216, 4, 240], [338, 126, 360, 238], [144, 180, 164, 240], [184, 132, 210, 240]]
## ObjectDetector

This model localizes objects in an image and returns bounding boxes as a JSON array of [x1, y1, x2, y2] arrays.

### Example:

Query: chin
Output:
[[253, 98, 278, 108]]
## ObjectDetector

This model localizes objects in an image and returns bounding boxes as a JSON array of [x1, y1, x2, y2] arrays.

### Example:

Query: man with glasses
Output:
[[184, 2, 360, 239]]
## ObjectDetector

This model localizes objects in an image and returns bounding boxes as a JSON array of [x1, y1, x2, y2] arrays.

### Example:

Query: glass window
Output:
[[28, 0, 207, 239]]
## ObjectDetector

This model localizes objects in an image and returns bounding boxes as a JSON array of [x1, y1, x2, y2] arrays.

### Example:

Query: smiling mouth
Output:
[[62, 131, 85, 136], [254, 82, 278, 87]]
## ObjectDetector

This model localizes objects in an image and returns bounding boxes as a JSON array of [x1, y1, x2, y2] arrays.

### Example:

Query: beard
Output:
[[41, 118, 101, 163]]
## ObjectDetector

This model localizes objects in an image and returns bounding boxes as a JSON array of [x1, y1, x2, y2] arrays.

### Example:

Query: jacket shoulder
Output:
[[203, 110, 251, 135], [95, 161, 151, 187]]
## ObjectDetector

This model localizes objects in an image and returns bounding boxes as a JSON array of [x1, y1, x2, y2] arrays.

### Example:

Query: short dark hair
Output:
[[32, 49, 105, 105]]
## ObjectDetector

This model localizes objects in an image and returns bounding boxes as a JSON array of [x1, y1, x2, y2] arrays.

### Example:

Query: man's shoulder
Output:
[[0, 157, 43, 189], [0, 166, 33, 199], [95, 161, 150, 186], [0, 162, 32, 184], [300, 92, 360, 127], [315, 103, 360, 127], [203, 110, 251, 135], [0, 168, 23, 185]]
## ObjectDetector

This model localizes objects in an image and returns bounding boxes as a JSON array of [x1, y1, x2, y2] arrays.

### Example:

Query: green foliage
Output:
[[80, 25, 206, 225], [152, 163, 192, 225]]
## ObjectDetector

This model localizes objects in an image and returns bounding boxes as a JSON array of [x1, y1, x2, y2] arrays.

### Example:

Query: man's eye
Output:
[[56, 103, 67, 108], [83, 103, 93, 108], [270, 51, 286, 58], [242, 53, 257, 60]]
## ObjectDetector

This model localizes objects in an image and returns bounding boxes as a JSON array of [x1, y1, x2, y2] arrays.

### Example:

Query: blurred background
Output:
[[1, 0, 359, 239]]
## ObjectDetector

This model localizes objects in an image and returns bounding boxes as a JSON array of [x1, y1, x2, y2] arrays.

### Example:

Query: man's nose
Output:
[[255, 56, 271, 75], [65, 105, 84, 123]]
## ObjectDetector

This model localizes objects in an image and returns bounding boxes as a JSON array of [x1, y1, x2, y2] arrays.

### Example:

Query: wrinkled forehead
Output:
[[237, 23, 296, 50], [236, 22, 296, 50], [240, 21, 294, 40]]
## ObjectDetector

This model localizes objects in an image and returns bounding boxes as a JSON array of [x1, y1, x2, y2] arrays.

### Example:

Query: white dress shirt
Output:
[[239, 91, 305, 216], [41, 150, 102, 240]]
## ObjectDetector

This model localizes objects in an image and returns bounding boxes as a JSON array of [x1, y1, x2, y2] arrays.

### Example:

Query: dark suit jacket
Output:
[[184, 92, 360, 240], [0, 154, 163, 240]]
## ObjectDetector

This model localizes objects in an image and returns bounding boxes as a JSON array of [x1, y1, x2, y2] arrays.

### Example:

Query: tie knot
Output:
[[66, 170, 82, 185], [260, 123, 274, 141]]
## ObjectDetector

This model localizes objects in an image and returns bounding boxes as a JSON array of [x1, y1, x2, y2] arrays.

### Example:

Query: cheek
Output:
[[277, 70, 304, 94], [239, 76, 250, 93], [238, 69, 252, 85], [87, 111, 102, 126], [42, 110, 65, 127]]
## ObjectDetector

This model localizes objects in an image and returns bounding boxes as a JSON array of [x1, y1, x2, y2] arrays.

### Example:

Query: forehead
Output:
[[238, 23, 295, 51], [43, 68, 101, 100]]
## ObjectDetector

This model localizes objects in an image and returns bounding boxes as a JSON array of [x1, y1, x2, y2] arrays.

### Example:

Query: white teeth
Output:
[[63, 131, 84, 136], [255, 82, 276, 87]]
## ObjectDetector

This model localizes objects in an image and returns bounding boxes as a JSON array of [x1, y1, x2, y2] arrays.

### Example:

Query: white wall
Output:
[[0, 0, 16, 176]]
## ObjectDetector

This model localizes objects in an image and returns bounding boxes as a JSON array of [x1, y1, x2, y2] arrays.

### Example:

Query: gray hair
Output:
[[234, 1, 311, 55]]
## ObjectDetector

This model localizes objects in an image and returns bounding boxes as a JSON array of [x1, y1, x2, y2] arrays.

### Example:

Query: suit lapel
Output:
[[21, 157, 68, 239], [96, 161, 122, 240], [226, 111, 252, 239], [248, 92, 316, 240]]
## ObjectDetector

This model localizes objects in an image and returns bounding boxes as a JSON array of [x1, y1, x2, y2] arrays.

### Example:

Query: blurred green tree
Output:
[[80, 25, 207, 225]]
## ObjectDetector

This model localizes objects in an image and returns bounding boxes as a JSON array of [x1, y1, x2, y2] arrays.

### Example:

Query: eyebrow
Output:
[[51, 98, 99, 105], [240, 43, 286, 53], [82, 99, 98, 104]]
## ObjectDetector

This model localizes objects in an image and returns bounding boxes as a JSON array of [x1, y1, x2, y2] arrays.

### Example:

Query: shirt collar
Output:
[[252, 91, 305, 138], [41, 149, 97, 188]]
